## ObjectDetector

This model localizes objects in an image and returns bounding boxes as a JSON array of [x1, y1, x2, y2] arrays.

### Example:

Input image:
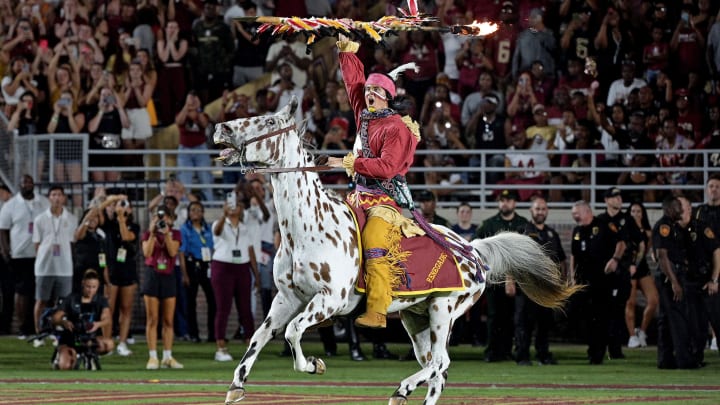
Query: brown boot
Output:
[[355, 311, 387, 328]]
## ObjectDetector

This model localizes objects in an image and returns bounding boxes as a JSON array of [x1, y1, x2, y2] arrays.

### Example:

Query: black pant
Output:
[[514, 289, 552, 362], [185, 258, 216, 341], [485, 284, 514, 360], [607, 272, 631, 357], [656, 275, 700, 369], [0, 258, 14, 333]]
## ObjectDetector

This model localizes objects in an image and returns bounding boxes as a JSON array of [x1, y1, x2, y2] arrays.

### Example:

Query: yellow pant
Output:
[[362, 215, 394, 315]]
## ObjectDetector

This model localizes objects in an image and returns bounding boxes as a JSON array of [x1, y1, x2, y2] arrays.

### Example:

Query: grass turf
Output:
[[2, 337, 720, 404]]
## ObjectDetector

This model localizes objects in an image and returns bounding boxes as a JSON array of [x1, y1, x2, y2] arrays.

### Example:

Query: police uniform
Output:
[[684, 218, 720, 366], [474, 210, 528, 361], [515, 222, 565, 364], [652, 215, 698, 369], [571, 216, 620, 364], [595, 211, 632, 359]]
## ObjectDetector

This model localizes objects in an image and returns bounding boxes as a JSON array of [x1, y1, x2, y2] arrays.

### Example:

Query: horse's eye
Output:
[[266, 118, 275, 126]]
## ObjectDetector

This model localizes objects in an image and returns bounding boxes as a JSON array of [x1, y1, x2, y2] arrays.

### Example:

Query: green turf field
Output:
[[2, 337, 719, 404]]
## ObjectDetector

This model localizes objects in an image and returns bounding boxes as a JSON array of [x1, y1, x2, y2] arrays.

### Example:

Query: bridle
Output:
[[237, 122, 333, 174]]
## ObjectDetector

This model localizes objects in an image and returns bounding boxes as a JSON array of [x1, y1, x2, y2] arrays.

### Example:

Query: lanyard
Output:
[[51, 213, 62, 243], [194, 226, 207, 246], [226, 219, 240, 247], [24, 199, 34, 221]]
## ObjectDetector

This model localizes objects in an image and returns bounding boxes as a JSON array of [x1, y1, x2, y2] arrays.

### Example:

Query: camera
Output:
[[157, 219, 167, 229], [103, 95, 115, 105], [119, 199, 129, 208], [157, 209, 165, 219]]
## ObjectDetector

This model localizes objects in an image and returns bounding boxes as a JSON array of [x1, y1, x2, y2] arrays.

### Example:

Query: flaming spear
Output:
[[235, 0, 498, 45]]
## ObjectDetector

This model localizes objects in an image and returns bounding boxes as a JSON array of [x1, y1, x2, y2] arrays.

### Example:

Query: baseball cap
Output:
[[417, 190, 436, 202], [604, 187, 622, 198], [328, 117, 349, 132], [484, 95, 499, 105], [497, 189, 518, 201]]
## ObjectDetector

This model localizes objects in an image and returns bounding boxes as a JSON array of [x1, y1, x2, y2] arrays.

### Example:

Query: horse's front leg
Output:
[[226, 291, 301, 404], [285, 292, 345, 374]]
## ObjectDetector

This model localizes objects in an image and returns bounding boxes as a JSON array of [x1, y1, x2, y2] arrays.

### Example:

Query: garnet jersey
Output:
[[488, 24, 519, 79]]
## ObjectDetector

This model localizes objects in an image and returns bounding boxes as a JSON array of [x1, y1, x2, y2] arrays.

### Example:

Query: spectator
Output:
[[525, 103, 556, 149], [460, 71, 504, 127], [166, 0, 203, 38], [1, 55, 39, 115], [0, 175, 49, 338], [228, 1, 269, 88], [72, 207, 109, 295], [674, 88, 702, 145], [87, 86, 130, 182], [455, 38, 494, 99], [653, 196, 699, 369], [557, 57, 593, 95], [31, 185, 77, 347], [211, 192, 260, 361], [264, 36, 311, 89], [624, 201, 658, 349], [82, 63, 109, 108], [50, 269, 114, 370], [649, 117, 695, 202], [529, 60, 554, 105], [475, 189, 528, 362], [606, 60, 646, 107], [0, 184, 12, 333], [614, 112, 656, 202], [119, 59, 154, 173], [501, 125, 550, 202], [175, 91, 214, 202], [53, 0, 87, 41], [2, 17, 37, 62], [670, 5, 706, 86], [47, 89, 85, 207], [642, 24, 669, 84], [506, 71, 540, 130], [106, 30, 137, 90], [47, 47, 82, 108], [99, 194, 139, 357], [267, 62, 304, 125], [708, 9, 720, 78], [246, 178, 276, 318], [551, 119, 604, 203], [560, 5, 596, 64], [141, 205, 183, 369], [398, 30, 440, 108], [190, 0, 233, 104], [156, 20, 189, 127], [511, 8, 556, 80], [486, 1, 519, 85], [594, 7, 634, 90], [179, 201, 216, 343], [464, 94, 506, 185], [416, 191, 449, 227], [514, 196, 565, 366], [450, 202, 477, 242]]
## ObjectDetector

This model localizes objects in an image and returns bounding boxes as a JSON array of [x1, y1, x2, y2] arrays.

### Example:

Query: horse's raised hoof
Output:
[[225, 387, 246, 404], [388, 395, 408, 405], [307, 356, 326, 375]]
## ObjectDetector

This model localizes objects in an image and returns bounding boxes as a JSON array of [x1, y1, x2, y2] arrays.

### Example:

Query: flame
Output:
[[466, 21, 498, 36]]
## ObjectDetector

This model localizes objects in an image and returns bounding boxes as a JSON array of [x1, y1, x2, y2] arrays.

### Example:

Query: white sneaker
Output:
[[628, 335, 640, 349], [161, 357, 184, 369], [49, 335, 58, 347], [215, 349, 233, 362], [126, 337, 136, 345], [637, 329, 648, 347], [711, 337, 718, 351], [146, 358, 159, 370], [32, 338, 45, 348], [117, 342, 132, 356]]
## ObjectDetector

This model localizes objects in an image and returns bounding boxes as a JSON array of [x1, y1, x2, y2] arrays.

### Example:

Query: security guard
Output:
[[596, 187, 631, 359], [474, 189, 528, 362], [653, 196, 698, 369], [514, 196, 565, 365], [679, 196, 720, 366], [570, 200, 621, 364]]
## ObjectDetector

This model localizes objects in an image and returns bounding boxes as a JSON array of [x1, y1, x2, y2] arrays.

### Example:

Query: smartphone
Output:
[[226, 192, 237, 210], [681, 11, 690, 24], [39, 39, 48, 50], [57, 98, 71, 107]]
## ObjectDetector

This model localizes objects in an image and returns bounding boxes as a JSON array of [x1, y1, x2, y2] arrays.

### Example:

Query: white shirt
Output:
[[32, 208, 77, 277], [244, 199, 277, 265], [606, 78, 646, 106], [269, 84, 304, 124], [265, 40, 309, 87], [1, 75, 38, 105], [0, 193, 50, 258], [212, 218, 253, 264], [505, 142, 551, 179]]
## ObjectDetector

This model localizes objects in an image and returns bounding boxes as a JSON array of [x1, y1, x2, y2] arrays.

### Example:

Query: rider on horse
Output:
[[328, 35, 422, 329]]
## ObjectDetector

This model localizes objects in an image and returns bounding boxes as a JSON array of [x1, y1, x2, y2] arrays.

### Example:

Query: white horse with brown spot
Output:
[[214, 98, 579, 405]]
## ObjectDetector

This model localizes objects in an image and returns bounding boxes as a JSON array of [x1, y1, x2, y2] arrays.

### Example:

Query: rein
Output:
[[239, 122, 335, 174]]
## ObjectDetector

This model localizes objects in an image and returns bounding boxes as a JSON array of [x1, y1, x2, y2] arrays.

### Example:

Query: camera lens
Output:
[[157, 220, 166, 229]]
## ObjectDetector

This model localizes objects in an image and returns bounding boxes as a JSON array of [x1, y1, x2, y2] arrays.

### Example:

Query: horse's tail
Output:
[[470, 232, 582, 309]]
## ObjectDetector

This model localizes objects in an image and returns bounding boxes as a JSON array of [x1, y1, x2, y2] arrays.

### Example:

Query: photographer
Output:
[[87, 86, 130, 183], [141, 206, 183, 369], [51, 269, 114, 370]]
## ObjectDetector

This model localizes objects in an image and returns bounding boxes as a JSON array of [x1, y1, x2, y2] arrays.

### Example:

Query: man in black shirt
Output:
[[595, 187, 631, 359], [570, 200, 621, 364], [514, 196, 566, 365], [653, 196, 699, 369]]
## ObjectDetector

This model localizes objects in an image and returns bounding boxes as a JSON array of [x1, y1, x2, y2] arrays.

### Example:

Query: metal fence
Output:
[[0, 130, 718, 209]]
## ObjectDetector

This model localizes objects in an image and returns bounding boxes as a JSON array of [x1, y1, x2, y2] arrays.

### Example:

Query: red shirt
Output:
[[178, 114, 208, 147], [488, 24, 519, 79], [142, 229, 180, 273]]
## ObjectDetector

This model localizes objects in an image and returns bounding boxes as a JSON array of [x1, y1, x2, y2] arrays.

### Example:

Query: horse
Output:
[[214, 98, 578, 405]]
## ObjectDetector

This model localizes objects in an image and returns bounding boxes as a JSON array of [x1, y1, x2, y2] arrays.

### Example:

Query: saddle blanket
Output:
[[346, 203, 465, 296]]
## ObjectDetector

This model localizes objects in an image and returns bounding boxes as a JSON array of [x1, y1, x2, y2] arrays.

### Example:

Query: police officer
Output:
[[693, 174, 720, 350], [514, 196, 565, 365], [653, 196, 699, 369], [596, 187, 630, 359], [474, 189, 528, 362], [570, 200, 622, 364], [678, 195, 720, 366]]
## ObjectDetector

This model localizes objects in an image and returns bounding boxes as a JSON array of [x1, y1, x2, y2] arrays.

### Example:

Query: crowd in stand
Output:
[[0, 0, 719, 203]]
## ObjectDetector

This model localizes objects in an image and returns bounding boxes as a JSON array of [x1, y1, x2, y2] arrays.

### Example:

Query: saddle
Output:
[[345, 203, 465, 296]]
